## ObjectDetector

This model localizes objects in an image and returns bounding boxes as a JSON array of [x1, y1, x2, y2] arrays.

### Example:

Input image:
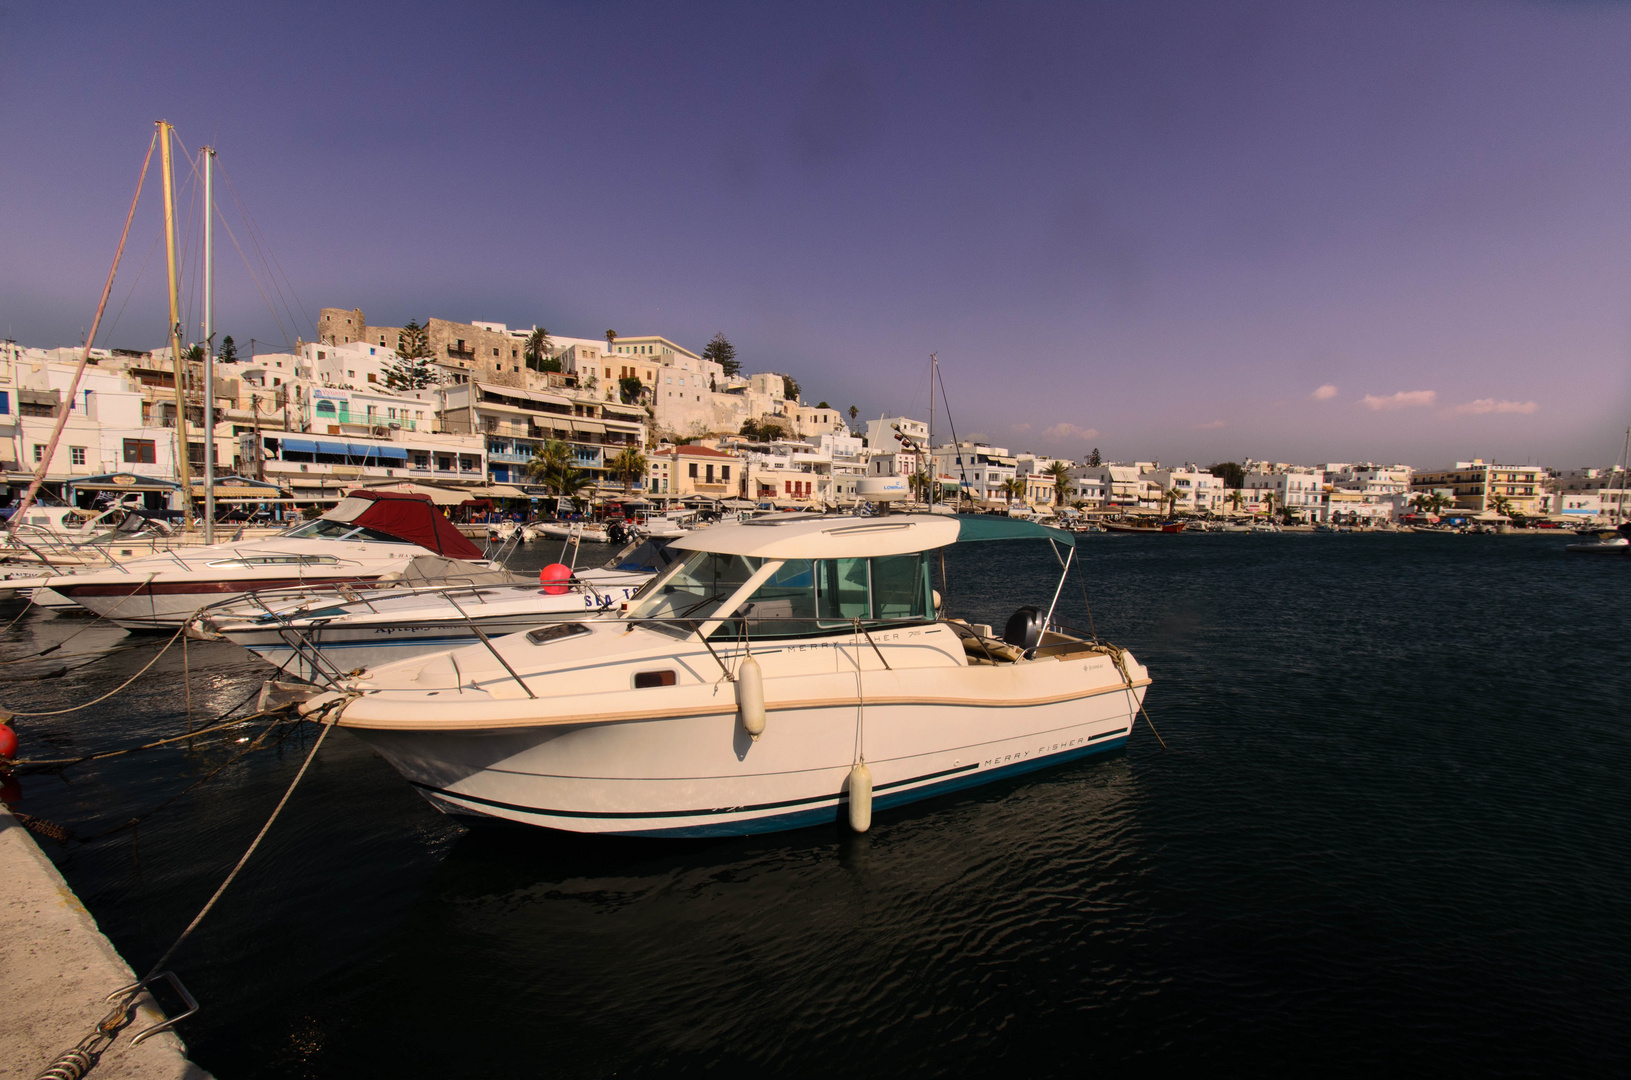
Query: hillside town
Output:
[[1, 309, 1625, 528]]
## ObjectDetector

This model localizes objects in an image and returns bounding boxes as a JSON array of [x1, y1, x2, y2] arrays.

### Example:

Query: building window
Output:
[[688, 463, 698, 478], [721, 465, 730, 481], [123, 439, 156, 464], [33, 444, 44, 462], [705, 464, 715, 483], [70, 446, 86, 466], [0, 391, 8, 414]]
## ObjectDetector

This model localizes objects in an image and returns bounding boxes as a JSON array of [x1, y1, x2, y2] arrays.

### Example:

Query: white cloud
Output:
[[1310, 384, 1338, 401], [1042, 422, 1100, 441], [1449, 398, 1538, 416], [1361, 389, 1437, 410], [1011, 422, 1032, 434], [1196, 419, 1226, 430]]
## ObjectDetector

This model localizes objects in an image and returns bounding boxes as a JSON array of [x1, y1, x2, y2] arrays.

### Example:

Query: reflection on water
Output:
[[3, 534, 1629, 1076]]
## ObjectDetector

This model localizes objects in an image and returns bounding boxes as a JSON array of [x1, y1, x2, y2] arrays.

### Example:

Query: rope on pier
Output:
[[30, 699, 348, 1080]]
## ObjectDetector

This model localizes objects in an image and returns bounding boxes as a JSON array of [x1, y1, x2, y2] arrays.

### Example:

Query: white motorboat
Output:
[[528, 520, 611, 543], [34, 490, 491, 629], [1564, 524, 1630, 554], [307, 513, 1151, 837], [204, 540, 679, 682]]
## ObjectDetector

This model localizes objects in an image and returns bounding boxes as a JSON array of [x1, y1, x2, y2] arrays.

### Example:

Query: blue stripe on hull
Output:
[[428, 734, 1129, 838]]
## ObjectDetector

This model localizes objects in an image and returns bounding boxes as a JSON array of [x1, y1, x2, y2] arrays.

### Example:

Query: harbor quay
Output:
[[0, 805, 210, 1079]]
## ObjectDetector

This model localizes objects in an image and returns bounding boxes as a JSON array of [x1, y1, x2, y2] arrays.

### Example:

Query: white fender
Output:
[[737, 655, 766, 739], [848, 760, 873, 833]]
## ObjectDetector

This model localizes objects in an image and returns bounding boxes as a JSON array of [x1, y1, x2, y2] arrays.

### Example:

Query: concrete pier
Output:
[[1, 805, 211, 1079]]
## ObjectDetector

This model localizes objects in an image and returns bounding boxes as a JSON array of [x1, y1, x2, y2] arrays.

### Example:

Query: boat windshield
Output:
[[626, 551, 765, 631], [627, 549, 934, 640], [279, 519, 413, 544]]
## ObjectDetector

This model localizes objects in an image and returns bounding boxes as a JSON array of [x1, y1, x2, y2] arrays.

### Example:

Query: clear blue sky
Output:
[[4, 1, 1629, 468]]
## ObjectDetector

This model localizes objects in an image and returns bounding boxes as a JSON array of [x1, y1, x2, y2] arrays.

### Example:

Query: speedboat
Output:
[[528, 520, 611, 543], [304, 514, 1151, 837], [34, 490, 490, 629], [1564, 524, 1630, 554], [204, 539, 679, 682]]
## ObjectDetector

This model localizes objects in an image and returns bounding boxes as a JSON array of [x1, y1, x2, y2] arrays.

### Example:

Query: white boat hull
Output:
[[339, 635, 1147, 837]]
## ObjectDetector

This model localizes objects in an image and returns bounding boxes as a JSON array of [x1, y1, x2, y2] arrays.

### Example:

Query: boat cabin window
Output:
[[629, 551, 934, 640], [716, 553, 933, 640], [280, 518, 413, 544]]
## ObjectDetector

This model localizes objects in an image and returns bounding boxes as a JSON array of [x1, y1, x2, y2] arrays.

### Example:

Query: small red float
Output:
[[539, 563, 572, 595], [0, 723, 17, 761]]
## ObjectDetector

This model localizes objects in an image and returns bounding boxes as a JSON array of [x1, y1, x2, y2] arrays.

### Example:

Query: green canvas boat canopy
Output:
[[953, 514, 1075, 547]]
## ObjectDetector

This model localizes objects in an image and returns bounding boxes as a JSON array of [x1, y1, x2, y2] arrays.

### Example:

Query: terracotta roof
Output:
[[664, 445, 739, 459]]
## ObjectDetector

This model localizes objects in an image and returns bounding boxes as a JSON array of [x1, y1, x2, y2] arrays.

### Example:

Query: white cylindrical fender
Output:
[[737, 655, 766, 740], [848, 760, 873, 833]]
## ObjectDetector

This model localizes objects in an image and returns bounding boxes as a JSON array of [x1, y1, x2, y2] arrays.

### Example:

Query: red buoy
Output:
[[0, 723, 17, 761], [539, 563, 572, 595]]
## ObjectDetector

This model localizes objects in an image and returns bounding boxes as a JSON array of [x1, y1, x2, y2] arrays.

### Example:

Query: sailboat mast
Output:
[[202, 145, 216, 543], [928, 352, 936, 510], [158, 121, 195, 532]]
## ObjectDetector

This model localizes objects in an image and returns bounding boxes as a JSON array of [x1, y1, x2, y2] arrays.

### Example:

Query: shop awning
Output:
[[572, 420, 606, 435], [66, 472, 182, 493], [472, 484, 529, 499], [341, 481, 470, 506]]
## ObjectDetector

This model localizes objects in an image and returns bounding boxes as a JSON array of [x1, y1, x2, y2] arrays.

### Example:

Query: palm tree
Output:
[[608, 446, 648, 492], [1489, 494, 1513, 518], [526, 439, 589, 501], [524, 327, 554, 371], [1044, 461, 1074, 507], [1000, 476, 1026, 507], [848, 405, 859, 426], [1162, 486, 1182, 517], [1227, 489, 1244, 517], [1259, 490, 1276, 518], [909, 469, 933, 503], [604, 330, 618, 350]]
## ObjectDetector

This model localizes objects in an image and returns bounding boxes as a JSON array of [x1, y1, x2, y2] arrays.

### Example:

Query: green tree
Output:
[[1259, 490, 1276, 518], [218, 335, 239, 363], [781, 374, 800, 403], [1087, 447, 1102, 467], [526, 439, 590, 500], [1163, 486, 1182, 516], [607, 446, 648, 491], [1209, 461, 1245, 489], [605, 330, 618, 351], [1044, 461, 1075, 506], [739, 418, 761, 439], [702, 332, 739, 377], [618, 375, 647, 405], [909, 469, 933, 502], [1490, 495, 1513, 517], [1000, 477, 1026, 506], [396, 319, 430, 360], [758, 421, 785, 442], [385, 352, 438, 390], [816, 400, 830, 409], [1227, 489, 1245, 515], [524, 327, 559, 372], [183, 344, 205, 363]]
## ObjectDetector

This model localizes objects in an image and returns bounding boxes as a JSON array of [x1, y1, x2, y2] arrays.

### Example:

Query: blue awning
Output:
[[279, 438, 317, 454], [314, 440, 349, 455], [370, 444, 409, 460]]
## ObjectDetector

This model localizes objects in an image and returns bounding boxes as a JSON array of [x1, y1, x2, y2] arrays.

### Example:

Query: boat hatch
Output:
[[526, 623, 591, 645]]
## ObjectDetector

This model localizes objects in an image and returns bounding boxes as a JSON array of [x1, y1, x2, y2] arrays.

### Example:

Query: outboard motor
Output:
[[1003, 605, 1046, 654], [607, 521, 629, 546]]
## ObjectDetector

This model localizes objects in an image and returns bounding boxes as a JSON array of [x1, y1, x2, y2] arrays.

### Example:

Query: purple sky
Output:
[[4, 1, 1630, 468]]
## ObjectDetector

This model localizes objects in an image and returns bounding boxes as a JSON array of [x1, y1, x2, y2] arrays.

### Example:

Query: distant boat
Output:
[[1104, 521, 1162, 534], [1564, 523, 1630, 555]]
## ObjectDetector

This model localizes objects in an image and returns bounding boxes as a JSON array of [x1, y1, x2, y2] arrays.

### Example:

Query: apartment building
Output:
[[1410, 460, 1544, 515]]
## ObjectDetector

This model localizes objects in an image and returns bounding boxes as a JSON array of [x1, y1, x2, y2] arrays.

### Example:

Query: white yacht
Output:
[[204, 540, 680, 682], [34, 490, 490, 629], [306, 514, 1151, 837]]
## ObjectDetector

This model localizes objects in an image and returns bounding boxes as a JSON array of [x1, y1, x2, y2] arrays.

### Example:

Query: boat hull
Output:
[[347, 684, 1144, 837], [51, 573, 386, 630]]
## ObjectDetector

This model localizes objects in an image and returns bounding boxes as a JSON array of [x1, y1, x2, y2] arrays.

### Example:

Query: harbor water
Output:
[[3, 532, 1628, 1076]]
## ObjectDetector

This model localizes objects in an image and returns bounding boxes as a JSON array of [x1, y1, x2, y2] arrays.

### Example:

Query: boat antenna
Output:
[[935, 360, 973, 502], [927, 352, 935, 511], [202, 144, 217, 544]]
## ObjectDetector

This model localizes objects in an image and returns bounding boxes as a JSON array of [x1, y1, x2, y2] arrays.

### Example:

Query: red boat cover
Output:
[[349, 491, 484, 560]]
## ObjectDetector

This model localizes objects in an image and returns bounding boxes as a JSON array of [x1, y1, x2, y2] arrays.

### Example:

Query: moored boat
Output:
[[36, 490, 489, 629], [304, 513, 1150, 837]]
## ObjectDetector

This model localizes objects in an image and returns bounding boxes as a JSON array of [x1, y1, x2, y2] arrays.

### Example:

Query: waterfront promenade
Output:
[[1, 805, 209, 1080]]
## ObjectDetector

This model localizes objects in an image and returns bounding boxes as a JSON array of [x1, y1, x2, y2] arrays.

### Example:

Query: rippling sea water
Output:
[[3, 533, 1628, 1077]]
